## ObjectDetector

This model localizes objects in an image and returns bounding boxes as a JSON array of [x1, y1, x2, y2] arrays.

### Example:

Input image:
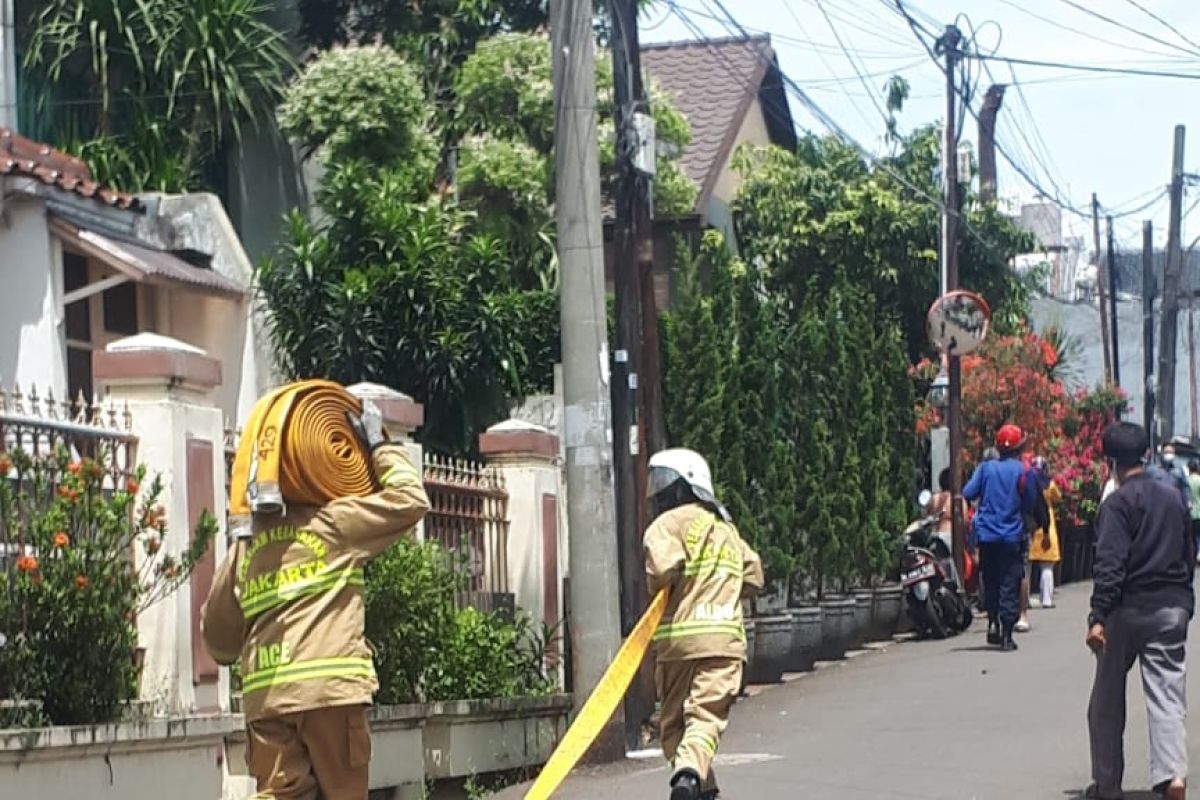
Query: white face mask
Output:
[[1164, 453, 1176, 466]]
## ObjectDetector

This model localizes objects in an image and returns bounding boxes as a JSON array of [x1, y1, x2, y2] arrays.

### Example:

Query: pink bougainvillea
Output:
[[916, 328, 1125, 528]]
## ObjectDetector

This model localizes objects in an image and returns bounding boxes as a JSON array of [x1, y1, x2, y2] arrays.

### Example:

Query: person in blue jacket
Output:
[[963, 424, 1039, 651]]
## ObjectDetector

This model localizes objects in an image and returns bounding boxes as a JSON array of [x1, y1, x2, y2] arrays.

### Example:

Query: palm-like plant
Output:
[[22, 0, 293, 192]]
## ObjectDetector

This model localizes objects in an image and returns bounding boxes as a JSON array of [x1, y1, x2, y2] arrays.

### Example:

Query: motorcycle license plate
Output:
[[902, 563, 936, 584]]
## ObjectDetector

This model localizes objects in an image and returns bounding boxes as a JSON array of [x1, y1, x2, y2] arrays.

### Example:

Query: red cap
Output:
[[996, 424, 1025, 452]]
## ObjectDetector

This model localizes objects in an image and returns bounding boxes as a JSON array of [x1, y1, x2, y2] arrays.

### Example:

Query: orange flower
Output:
[[75, 575, 89, 589], [67, 462, 81, 475], [164, 565, 178, 578], [146, 537, 161, 555], [16, 555, 38, 572], [53, 531, 69, 548], [0, 455, 11, 474], [126, 479, 140, 495]]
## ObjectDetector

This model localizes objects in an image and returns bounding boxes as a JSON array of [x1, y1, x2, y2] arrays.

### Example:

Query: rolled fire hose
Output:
[[524, 588, 669, 800], [229, 379, 379, 520]]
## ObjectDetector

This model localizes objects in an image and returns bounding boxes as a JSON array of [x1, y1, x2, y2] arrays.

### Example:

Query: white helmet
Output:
[[646, 448, 728, 519]]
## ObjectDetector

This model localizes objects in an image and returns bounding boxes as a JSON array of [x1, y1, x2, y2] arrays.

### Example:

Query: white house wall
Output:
[[0, 196, 67, 395], [705, 97, 771, 250]]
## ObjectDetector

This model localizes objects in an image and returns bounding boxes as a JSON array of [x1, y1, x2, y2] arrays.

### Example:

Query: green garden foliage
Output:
[[0, 449, 215, 725], [365, 539, 557, 704], [20, 0, 293, 192]]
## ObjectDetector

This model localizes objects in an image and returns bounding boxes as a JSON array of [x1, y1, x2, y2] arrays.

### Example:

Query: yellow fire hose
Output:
[[230, 379, 378, 517], [524, 588, 668, 800]]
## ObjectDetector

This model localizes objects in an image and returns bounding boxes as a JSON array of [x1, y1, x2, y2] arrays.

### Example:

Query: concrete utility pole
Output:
[[1143, 220, 1156, 447], [1093, 194, 1114, 384], [1107, 215, 1121, 390], [940, 24, 966, 586], [607, 0, 657, 749], [1159, 124, 1187, 442], [550, 0, 626, 762], [977, 84, 1006, 205]]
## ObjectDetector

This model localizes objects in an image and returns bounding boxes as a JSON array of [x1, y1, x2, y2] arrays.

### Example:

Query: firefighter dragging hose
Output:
[[527, 448, 762, 800], [202, 380, 429, 800]]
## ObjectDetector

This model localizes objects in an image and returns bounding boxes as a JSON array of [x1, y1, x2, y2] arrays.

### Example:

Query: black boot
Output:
[[1001, 625, 1018, 652], [986, 619, 1001, 645], [699, 790, 720, 800], [670, 770, 701, 800]]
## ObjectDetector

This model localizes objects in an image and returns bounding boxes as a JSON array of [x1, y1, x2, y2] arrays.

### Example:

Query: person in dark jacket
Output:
[[1086, 422, 1194, 800], [963, 424, 1039, 652]]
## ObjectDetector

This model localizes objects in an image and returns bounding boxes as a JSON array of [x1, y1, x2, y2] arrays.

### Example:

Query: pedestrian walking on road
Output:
[[1086, 421, 1194, 800], [1027, 456, 1061, 610], [1187, 460, 1200, 558], [644, 448, 764, 800], [962, 424, 1038, 652]]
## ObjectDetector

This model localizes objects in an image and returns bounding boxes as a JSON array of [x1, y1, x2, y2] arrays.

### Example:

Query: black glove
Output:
[[346, 399, 386, 449]]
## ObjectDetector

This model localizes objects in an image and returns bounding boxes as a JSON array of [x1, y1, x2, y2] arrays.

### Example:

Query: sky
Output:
[[640, 0, 1200, 252]]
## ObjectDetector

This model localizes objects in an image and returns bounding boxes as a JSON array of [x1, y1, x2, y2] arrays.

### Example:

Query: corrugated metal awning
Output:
[[49, 218, 245, 300]]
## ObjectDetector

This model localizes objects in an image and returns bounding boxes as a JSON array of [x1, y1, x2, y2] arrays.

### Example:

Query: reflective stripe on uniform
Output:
[[651, 620, 745, 642], [239, 565, 365, 619], [682, 555, 742, 578], [682, 729, 719, 755], [241, 656, 376, 694]]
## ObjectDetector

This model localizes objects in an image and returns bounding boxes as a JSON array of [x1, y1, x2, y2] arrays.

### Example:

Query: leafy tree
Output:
[[276, 45, 438, 174], [258, 160, 555, 453], [733, 129, 1038, 360], [21, 0, 293, 192]]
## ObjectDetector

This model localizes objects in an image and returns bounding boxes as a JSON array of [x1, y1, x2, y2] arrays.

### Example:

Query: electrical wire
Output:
[[1050, 0, 1200, 59], [970, 52, 1200, 80], [997, 0, 1200, 62], [669, 0, 1014, 257], [1119, 0, 1200, 53]]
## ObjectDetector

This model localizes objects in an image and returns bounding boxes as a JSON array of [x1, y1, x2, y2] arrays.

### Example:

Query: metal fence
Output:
[[423, 453, 512, 613], [0, 383, 139, 567]]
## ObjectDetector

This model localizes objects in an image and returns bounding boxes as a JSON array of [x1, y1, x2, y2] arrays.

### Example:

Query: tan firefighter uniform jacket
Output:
[[645, 503, 764, 662], [202, 443, 429, 722]]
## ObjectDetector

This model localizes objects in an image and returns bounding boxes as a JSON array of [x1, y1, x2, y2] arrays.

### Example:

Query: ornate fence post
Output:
[[93, 333, 228, 715]]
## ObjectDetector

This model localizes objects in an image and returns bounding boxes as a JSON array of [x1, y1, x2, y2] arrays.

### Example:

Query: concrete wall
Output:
[[0, 193, 67, 392], [152, 193, 282, 426], [0, 699, 573, 800]]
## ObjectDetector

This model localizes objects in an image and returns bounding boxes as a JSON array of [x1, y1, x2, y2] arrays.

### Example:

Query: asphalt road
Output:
[[498, 581, 1199, 800]]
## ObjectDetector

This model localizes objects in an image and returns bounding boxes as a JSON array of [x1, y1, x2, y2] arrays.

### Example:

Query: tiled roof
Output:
[[50, 219, 244, 299], [642, 35, 777, 210], [0, 127, 142, 211]]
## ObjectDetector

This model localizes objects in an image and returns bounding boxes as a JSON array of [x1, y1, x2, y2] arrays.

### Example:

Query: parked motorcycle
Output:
[[900, 491, 973, 639]]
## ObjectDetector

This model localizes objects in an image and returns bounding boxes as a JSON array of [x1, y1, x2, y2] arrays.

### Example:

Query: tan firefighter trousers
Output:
[[656, 657, 742, 791], [246, 704, 372, 800]]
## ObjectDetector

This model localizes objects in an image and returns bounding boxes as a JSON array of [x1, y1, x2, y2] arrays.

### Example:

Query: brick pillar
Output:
[[93, 333, 229, 715], [479, 420, 566, 681]]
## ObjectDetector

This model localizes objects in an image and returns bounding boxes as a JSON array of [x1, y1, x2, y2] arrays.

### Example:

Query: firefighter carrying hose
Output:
[[202, 397, 429, 800], [644, 448, 764, 800]]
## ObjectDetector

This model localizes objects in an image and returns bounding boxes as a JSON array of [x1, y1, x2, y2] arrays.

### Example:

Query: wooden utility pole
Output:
[[940, 24, 966, 586], [977, 84, 1006, 204], [550, 0, 625, 761], [607, 0, 657, 749], [1143, 220, 1156, 447], [1159, 125, 1187, 442], [1093, 194, 1113, 384], [1107, 216, 1121, 390]]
